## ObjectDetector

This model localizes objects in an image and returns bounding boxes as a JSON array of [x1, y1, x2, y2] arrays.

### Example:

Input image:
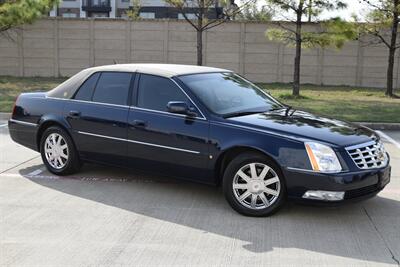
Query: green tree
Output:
[[165, 0, 252, 65], [0, 0, 58, 33], [237, 1, 274, 21], [306, 0, 323, 22], [266, 0, 355, 96], [126, 0, 141, 20], [359, 0, 400, 97]]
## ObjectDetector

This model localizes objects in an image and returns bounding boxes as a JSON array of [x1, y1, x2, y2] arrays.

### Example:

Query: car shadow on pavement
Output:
[[19, 163, 400, 265]]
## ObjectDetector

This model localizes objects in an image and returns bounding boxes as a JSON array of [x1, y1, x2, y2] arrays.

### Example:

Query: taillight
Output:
[[12, 95, 19, 115]]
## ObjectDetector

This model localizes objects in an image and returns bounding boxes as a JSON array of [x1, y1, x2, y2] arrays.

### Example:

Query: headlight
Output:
[[305, 142, 342, 173], [376, 141, 389, 164]]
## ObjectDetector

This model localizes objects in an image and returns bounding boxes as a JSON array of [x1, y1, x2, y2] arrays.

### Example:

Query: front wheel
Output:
[[223, 152, 286, 217], [40, 126, 81, 175]]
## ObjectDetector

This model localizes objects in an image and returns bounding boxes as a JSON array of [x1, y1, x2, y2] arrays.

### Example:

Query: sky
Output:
[[321, 0, 370, 21], [262, 0, 379, 21]]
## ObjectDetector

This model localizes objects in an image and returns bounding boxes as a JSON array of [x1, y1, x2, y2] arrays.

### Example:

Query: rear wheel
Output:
[[40, 126, 81, 175], [223, 152, 286, 216]]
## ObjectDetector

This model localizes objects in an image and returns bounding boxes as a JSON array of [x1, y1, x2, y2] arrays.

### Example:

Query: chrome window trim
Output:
[[130, 106, 206, 121], [133, 73, 207, 120], [46, 75, 208, 121], [169, 78, 207, 120], [46, 96, 130, 109], [48, 95, 206, 121], [9, 119, 38, 127], [77, 131, 201, 154]]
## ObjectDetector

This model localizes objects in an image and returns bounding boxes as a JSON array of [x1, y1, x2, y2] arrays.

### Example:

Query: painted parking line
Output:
[[0, 123, 8, 128], [376, 130, 400, 150], [2, 172, 143, 182], [1, 172, 179, 184], [27, 169, 43, 176]]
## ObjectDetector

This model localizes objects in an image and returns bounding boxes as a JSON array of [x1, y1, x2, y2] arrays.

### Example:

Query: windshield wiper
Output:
[[223, 110, 266, 119], [284, 105, 296, 116]]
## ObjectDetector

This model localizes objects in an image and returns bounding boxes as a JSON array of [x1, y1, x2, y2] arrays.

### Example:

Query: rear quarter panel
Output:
[[10, 94, 68, 151]]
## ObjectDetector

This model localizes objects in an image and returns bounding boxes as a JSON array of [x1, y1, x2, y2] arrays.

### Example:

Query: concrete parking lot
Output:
[[1, 119, 399, 266]]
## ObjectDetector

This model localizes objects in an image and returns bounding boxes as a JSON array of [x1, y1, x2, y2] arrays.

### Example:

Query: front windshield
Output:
[[179, 72, 283, 117]]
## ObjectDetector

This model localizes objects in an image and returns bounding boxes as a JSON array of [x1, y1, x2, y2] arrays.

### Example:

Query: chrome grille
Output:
[[346, 141, 388, 170]]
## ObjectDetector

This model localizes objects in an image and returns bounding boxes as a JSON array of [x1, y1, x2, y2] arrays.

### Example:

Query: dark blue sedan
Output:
[[8, 64, 391, 216]]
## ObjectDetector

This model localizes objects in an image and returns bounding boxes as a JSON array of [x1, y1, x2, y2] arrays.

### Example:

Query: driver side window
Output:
[[137, 74, 191, 113]]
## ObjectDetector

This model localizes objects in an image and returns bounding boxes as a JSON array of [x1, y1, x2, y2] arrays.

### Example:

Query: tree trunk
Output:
[[307, 0, 312, 22], [387, 1, 399, 97], [197, 30, 203, 66], [387, 46, 396, 97], [293, 7, 303, 96], [196, 0, 204, 66]]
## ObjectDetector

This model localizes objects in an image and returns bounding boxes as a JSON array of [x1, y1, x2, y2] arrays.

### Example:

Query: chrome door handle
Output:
[[131, 120, 147, 128], [69, 110, 81, 118]]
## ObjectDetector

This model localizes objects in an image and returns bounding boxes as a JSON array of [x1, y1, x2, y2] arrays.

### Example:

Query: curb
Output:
[[0, 112, 10, 120], [1, 112, 399, 130], [359, 122, 400, 131]]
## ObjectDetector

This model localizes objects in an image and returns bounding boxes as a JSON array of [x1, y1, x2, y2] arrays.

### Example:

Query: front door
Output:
[[127, 74, 211, 183]]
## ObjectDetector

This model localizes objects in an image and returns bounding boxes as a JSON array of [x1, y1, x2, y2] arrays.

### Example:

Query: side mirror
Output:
[[167, 101, 197, 117]]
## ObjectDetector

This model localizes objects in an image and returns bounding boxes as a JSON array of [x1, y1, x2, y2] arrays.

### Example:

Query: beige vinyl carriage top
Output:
[[86, 64, 231, 78], [47, 64, 231, 99]]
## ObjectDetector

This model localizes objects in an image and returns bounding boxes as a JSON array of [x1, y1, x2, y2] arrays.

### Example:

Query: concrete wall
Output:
[[0, 18, 398, 88]]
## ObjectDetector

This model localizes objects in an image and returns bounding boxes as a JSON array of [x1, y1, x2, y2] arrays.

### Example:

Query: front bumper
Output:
[[283, 164, 391, 204]]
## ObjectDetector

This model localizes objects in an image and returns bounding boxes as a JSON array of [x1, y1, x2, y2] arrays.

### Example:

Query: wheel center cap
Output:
[[249, 180, 264, 194], [52, 147, 61, 157]]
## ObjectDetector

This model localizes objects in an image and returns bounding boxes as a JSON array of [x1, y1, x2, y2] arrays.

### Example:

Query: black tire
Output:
[[40, 126, 82, 175], [222, 152, 286, 217]]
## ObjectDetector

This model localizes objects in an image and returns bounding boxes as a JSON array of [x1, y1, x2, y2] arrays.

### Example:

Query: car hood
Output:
[[226, 108, 376, 147]]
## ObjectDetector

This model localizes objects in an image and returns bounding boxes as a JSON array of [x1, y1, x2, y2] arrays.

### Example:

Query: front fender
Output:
[[210, 122, 312, 172]]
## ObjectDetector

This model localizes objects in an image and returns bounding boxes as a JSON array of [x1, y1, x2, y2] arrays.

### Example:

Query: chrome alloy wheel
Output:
[[232, 163, 281, 210], [44, 133, 69, 169]]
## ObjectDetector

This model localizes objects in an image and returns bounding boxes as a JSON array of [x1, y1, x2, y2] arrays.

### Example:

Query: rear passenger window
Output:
[[137, 74, 189, 112], [74, 72, 100, 101], [92, 72, 132, 105]]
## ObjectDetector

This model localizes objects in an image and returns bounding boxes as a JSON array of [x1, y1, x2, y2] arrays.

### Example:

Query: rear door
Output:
[[65, 71, 134, 166], [127, 74, 211, 183]]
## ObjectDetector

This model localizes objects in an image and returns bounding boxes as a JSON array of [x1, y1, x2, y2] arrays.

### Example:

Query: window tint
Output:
[[74, 72, 100, 101], [137, 74, 189, 112], [92, 72, 132, 105]]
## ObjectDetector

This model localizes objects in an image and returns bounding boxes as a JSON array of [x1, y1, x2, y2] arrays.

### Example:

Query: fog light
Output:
[[302, 190, 345, 201]]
